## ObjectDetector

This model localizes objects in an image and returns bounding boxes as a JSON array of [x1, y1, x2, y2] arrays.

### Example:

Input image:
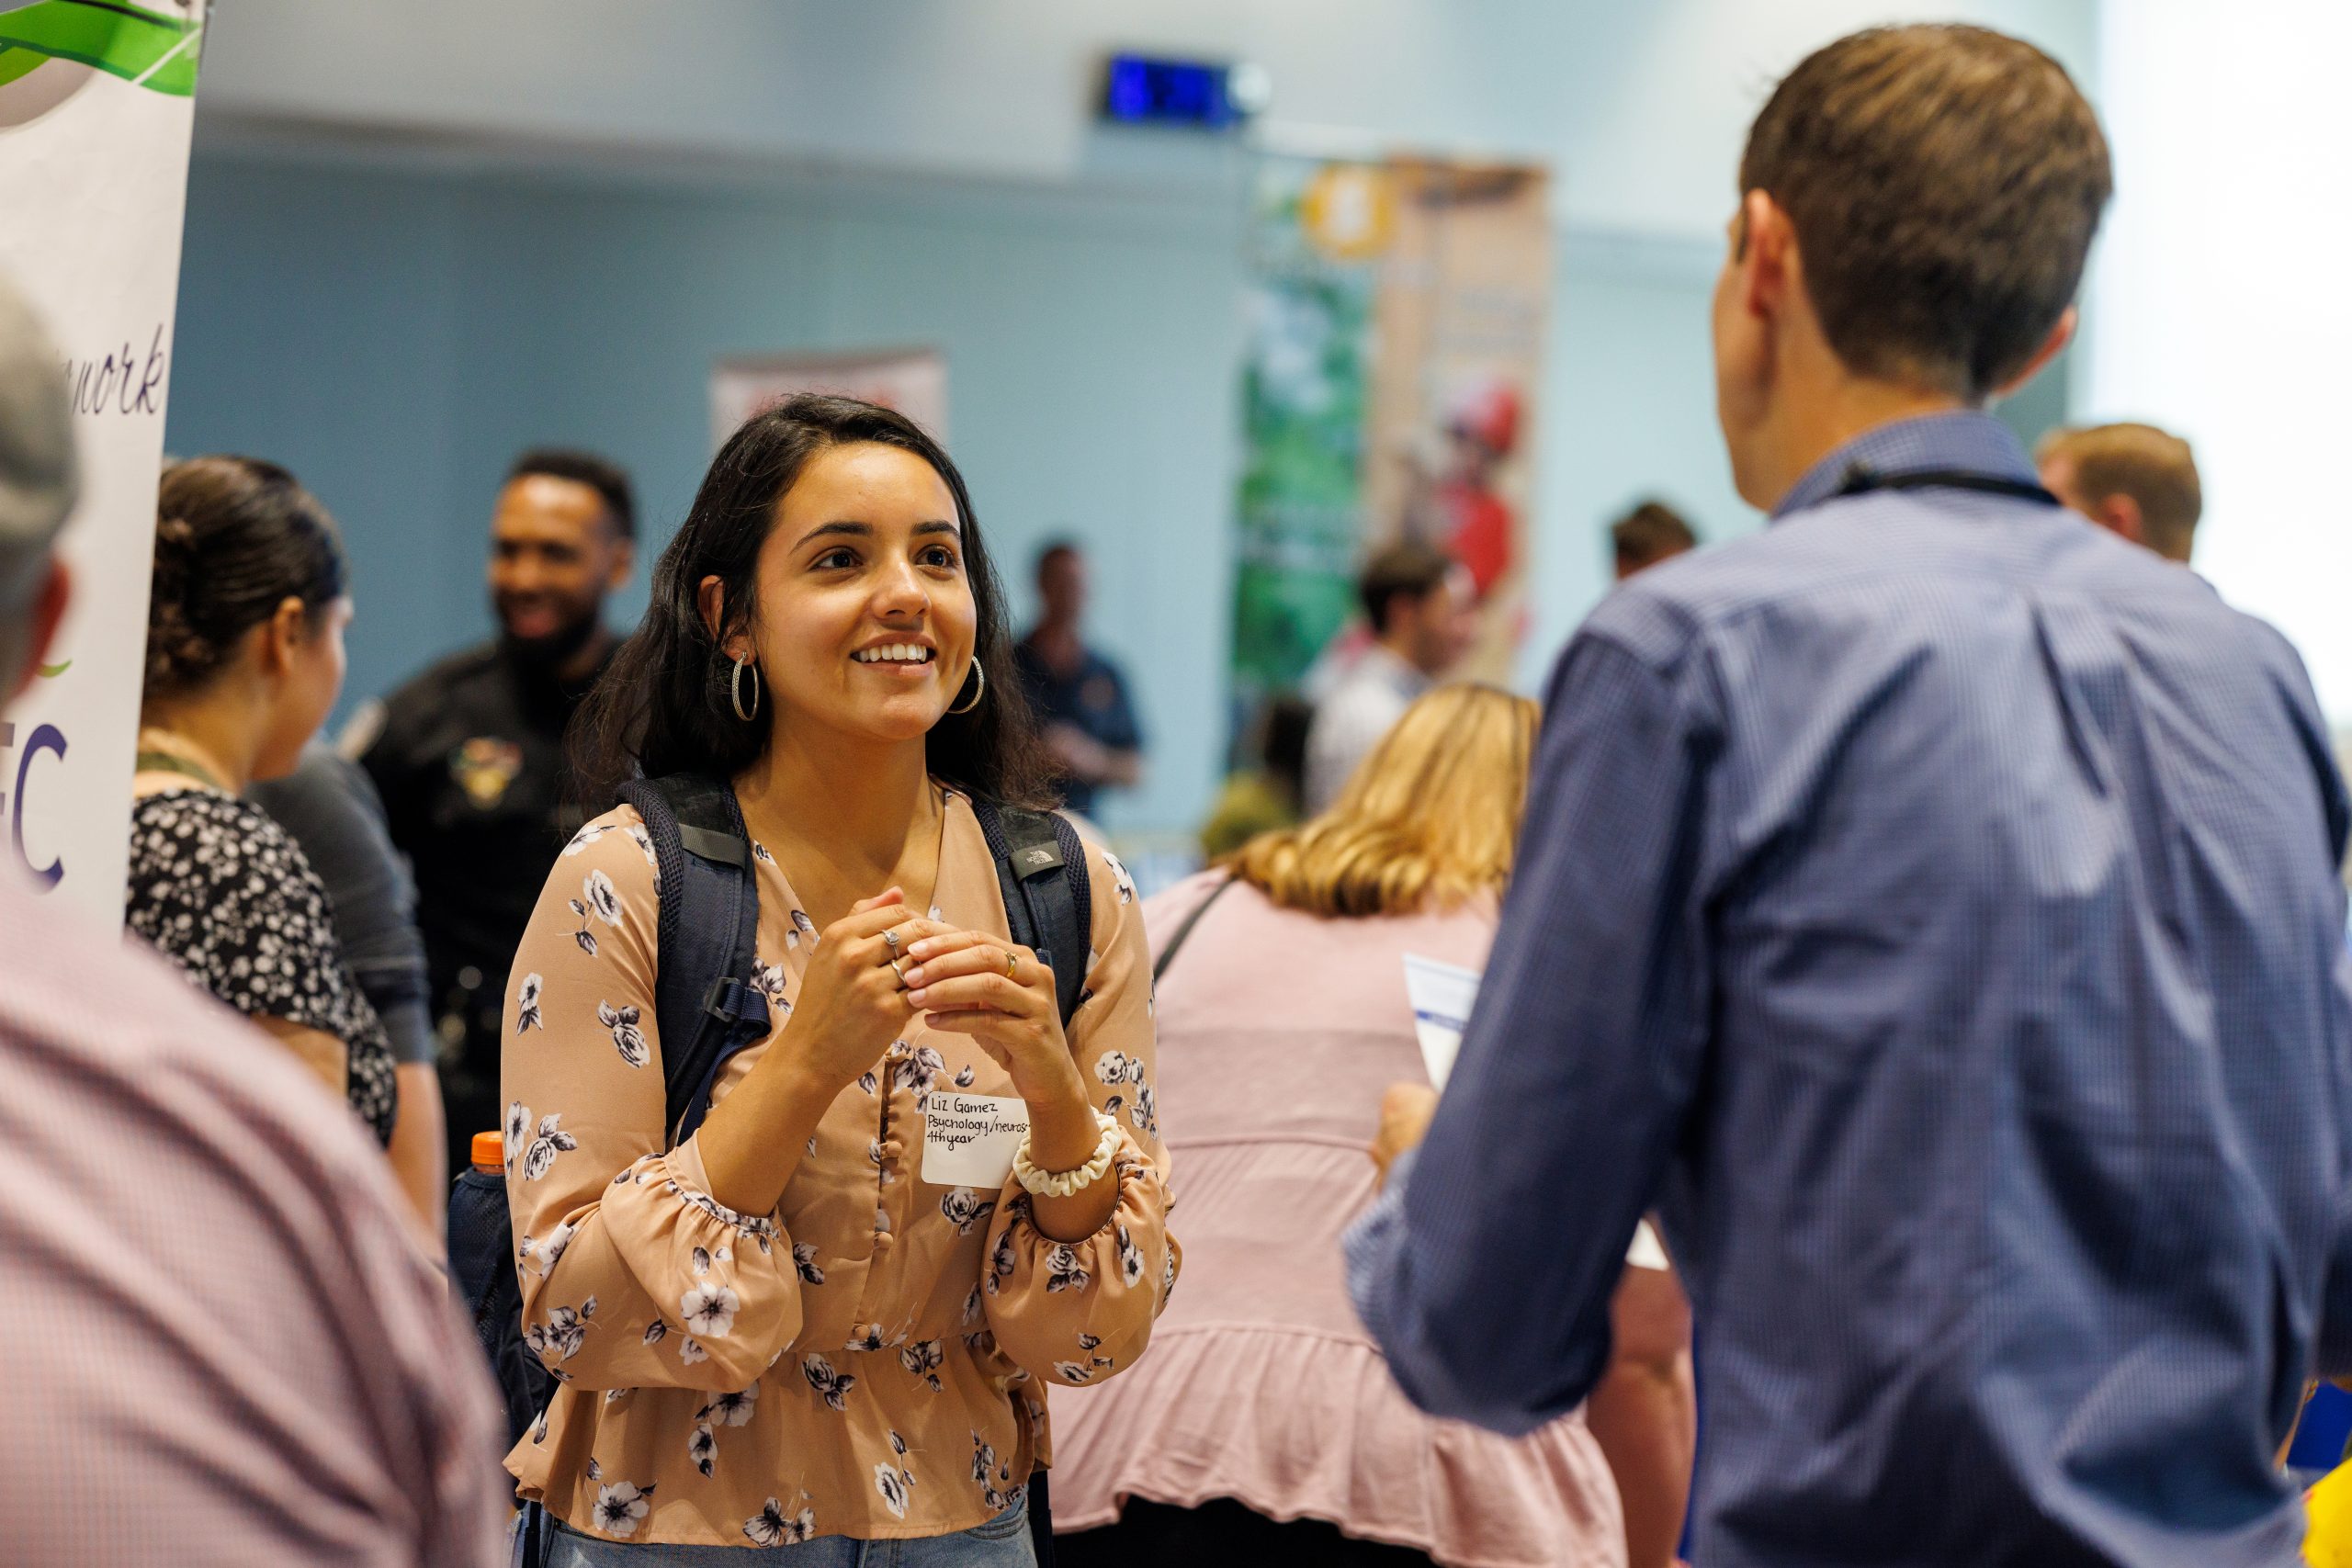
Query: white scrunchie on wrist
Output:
[[1012, 1110, 1121, 1199]]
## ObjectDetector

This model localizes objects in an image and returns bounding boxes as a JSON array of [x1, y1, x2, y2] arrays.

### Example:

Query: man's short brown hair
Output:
[[1359, 539, 1456, 634], [1611, 501, 1699, 570], [1740, 25, 2111, 401], [2038, 423, 2203, 561]]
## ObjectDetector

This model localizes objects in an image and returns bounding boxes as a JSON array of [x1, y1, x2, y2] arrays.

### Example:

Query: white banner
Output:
[[710, 346, 948, 450], [0, 1, 204, 922]]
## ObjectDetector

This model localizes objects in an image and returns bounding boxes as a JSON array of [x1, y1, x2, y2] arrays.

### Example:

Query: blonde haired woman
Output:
[[1052, 684, 1695, 1568]]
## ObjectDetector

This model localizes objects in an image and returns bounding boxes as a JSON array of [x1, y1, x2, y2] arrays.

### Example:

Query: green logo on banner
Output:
[[0, 0, 203, 98]]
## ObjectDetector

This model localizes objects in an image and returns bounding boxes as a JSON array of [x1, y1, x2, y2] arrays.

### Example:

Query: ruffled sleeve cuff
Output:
[[979, 1128, 1178, 1388], [525, 1145, 805, 1393]]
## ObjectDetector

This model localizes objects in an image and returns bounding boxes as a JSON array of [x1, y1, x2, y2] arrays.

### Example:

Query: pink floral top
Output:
[[502, 791, 1175, 1547]]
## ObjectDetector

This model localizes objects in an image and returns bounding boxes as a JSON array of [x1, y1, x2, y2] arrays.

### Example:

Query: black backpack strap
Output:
[[1152, 875, 1234, 986], [970, 798, 1092, 1031], [616, 774, 771, 1146]]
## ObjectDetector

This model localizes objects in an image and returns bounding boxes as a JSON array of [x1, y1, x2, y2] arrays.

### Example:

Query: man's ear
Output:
[[607, 537, 636, 594], [1740, 190, 1796, 322], [2097, 491, 2146, 546], [7, 558, 71, 706], [1993, 307, 2078, 401]]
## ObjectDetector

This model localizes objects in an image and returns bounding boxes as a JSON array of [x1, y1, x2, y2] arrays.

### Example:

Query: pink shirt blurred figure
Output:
[[1051, 872, 1627, 1568], [0, 879, 508, 1566]]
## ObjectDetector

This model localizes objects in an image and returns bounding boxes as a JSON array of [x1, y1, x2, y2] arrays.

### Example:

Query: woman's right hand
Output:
[[770, 890, 952, 1094]]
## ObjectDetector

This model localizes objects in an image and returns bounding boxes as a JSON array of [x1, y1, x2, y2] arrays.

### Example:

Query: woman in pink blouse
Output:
[[1052, 684, 1695, 1568], [503, 395, 1174, 1562]]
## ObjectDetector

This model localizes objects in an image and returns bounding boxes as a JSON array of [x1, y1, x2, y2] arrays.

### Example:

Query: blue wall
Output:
[[166, 150, 1749, 835]]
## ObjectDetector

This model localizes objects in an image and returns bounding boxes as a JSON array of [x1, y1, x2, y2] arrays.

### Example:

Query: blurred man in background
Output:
[[2038, 421, 2202, 564], [0, 275, 503, 1565], [1304, 540, 1476, 812], [1013, 538, 1143, 819], [1610, 499, 1700, 581], [356, 447, 634, 1175]]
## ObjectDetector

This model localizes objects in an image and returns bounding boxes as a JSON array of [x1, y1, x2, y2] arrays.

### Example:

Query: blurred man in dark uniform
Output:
[[353, 448, 634, 1174], [1012, 538, 1142, 818]]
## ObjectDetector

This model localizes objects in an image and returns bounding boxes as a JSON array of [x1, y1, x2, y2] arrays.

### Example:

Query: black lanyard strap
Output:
[[1836, 464, 2062, 507]]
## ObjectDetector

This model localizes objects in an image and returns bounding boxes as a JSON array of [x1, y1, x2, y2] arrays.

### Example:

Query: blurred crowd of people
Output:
[[1, 20, 2346, 1568]]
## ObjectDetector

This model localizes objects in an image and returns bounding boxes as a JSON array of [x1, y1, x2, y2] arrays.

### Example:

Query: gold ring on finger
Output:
[[1004, 949, 1019, 980]]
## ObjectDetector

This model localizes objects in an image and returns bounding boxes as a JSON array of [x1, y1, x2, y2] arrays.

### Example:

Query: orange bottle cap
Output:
[[470, 1130, 504, 1171]]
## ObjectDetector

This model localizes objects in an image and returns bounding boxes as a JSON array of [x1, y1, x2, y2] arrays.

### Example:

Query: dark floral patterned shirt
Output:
[[126, 787, 399, 1145]]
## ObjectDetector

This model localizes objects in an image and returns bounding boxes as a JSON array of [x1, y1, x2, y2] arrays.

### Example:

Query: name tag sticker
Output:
[[922, 1093, 1030, 1189], [1403, 953, 1482, 1090]]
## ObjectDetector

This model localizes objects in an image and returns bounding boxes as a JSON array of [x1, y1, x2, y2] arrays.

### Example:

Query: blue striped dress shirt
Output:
[[1346, 412, 2352, 1566]]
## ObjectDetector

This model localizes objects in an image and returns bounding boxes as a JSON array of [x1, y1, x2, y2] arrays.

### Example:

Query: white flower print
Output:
[[689, 1423, 717, 1478], [940, 1187, 996, 1236], [1130, 1080, 1158, 1137], [680, 1283, 740, 1339], [503, 1101, 532, 1168], [893, 1043, 947, 1108], [986, 1225, 1018, 1296], [692, 1246, 712, 1277], [929, 905, 943, 921], [856, 1070, 878, 1095], [625, 824, 658, 869], [844, 1323, 898, 1354], [598, 1000, 650, 1067], [525, 1302, 593, 1363], [520, 1220, 575, 1277], [752, 841, 775, 866], [954, 1064, 976, 1089], [790, 909, 818, 950], [698, 1382, 760, 1427], [1045, 1243, 1092, 1294], [563, 824, 609, 856], [970, 1432, 998, 1483], [794, 1243, 826, 1285], [642, 1320, 669, 1346], [802, 1353, 856, 1411], [889, 1428, 910, 1461], [874, 1461, 910, 1519], [515, 973, 544, 1033], [752, 960, 787, 1005], [592, 1482, 655, 1538], [678, 1335, 708, 1366], [744, 1499, 815, 1547], [901, 1338, 945, 1392], [1101, 848, 1136, 904], [521, 1112, 577, 1180], [1162, 1243, 1179, 1303], [1093, 1052, 1144, 1088], [1116, 1221, 1147, 1288], [584, 869, 622, 926], [1054, 1359, 1096, 1383], [963, 1281, 983, 1326]]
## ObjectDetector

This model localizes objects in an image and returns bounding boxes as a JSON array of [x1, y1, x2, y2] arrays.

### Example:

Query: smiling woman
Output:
[[512, 396, 1176, 1560]]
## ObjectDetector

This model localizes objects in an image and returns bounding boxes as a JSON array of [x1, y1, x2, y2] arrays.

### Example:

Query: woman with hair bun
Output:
[[126, 456, 399, 1150]]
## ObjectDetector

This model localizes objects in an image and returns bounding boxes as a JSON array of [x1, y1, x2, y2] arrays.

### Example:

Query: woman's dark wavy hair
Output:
[[573, 395, 1052, 811]]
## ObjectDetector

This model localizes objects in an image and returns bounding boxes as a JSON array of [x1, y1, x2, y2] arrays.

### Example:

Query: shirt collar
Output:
[[1772, 411, 2038, 521]]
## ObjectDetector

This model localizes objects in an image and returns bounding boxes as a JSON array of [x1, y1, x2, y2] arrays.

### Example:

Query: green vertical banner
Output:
[[1227, 156, 1384, 725]]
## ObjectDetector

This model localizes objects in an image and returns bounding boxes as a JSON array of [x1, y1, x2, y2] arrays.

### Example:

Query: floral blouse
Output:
[[503, 790, 1175, 1547]]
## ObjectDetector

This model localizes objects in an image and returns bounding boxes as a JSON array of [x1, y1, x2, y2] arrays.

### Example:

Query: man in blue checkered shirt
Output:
[[1348, 25, 2352, 1568]]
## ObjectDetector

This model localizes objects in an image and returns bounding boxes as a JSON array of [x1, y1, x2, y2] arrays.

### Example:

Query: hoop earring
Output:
[[730, 655, 762, 722], [946, 660, 986, 716]]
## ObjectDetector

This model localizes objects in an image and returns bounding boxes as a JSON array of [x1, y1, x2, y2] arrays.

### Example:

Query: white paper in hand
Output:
[[922, 1093, 1030, 1188], [1403, 953, 1482, 1090]]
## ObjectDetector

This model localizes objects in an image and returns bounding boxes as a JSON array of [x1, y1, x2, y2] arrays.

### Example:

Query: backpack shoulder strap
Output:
[[970, 798, 1091, 1030], [615, 774, 770, 1145], [1151, 874, 1234, 986]]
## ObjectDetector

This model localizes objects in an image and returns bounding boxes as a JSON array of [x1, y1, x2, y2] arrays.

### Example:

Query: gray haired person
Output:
[[0, 271, 506, 1566]]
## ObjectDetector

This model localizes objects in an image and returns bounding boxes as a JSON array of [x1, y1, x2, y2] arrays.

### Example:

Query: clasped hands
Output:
[[779, 887, 1088, 1122]]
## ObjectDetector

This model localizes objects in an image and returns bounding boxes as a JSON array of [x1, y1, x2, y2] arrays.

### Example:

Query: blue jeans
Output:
[[542, 1495, 1035, 1567]]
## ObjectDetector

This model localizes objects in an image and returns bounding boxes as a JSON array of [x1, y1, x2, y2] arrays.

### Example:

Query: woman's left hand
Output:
[[898, 930, 1084, 1111]]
